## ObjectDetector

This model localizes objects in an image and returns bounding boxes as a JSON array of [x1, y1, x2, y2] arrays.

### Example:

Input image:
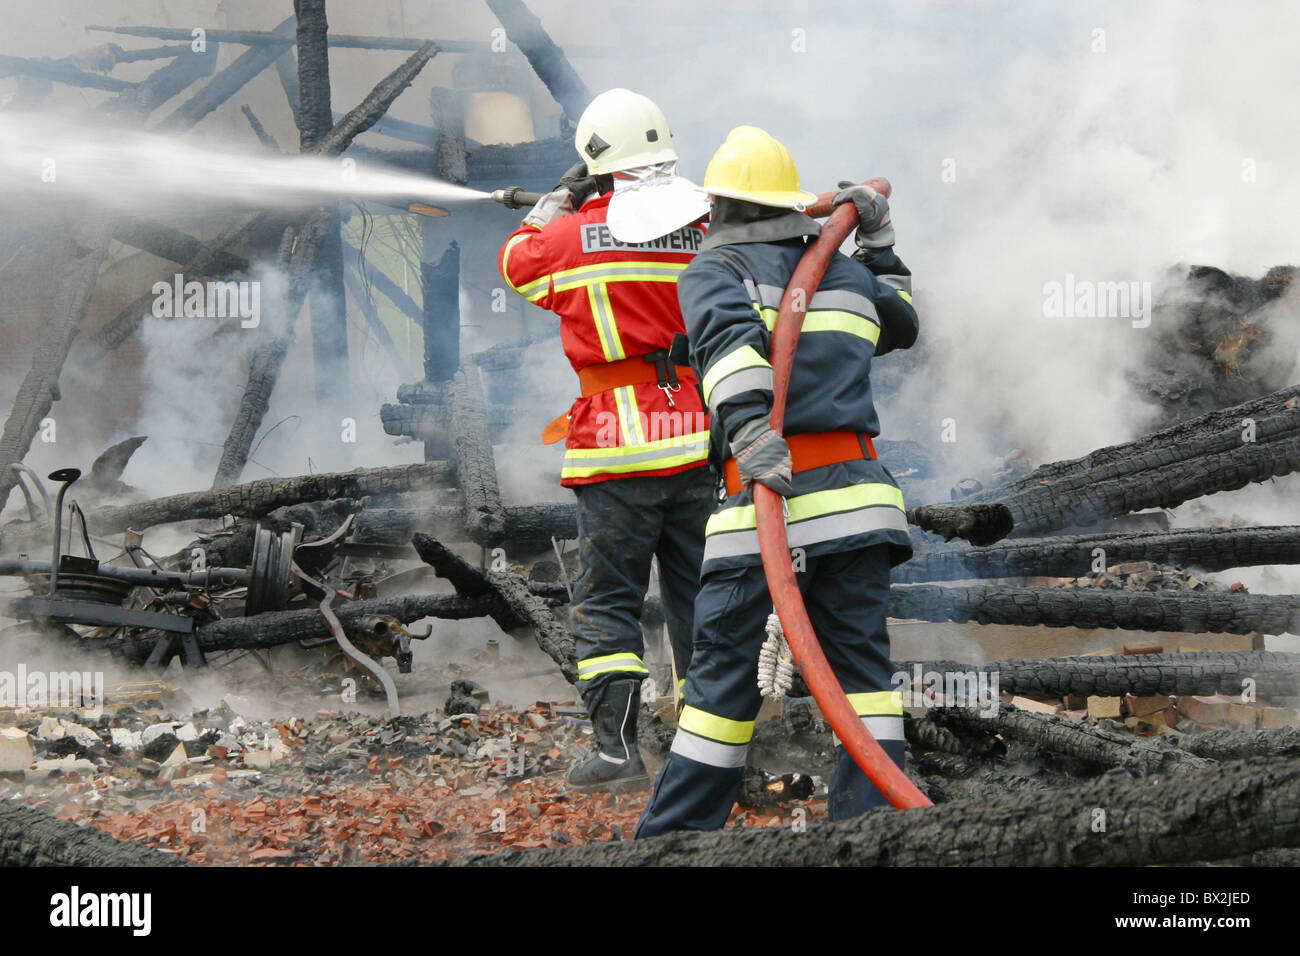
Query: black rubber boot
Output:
[[566, 679, 649, 793]]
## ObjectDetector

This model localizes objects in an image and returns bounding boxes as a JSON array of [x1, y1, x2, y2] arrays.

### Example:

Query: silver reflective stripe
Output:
[[670, 729, 749, 768], [755, 283, 784, 309], [707, 366, 774, 412], [564, 438, 709, 470], [703, 504, 910, 562], [875, 274, 912, 295], [809, 288, 878, 319], [743, 277, 761, 302], [832, 715, 905, 746]]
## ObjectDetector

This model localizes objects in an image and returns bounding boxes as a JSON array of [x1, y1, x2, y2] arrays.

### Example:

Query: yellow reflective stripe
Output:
[[678, 705, 754, 744], [897, 289, 913, 304], [701, 344, 771, 406], [802, 310, 880, 344], [500, 232, 536, 294], [706, 482, 905, 535], [753, 303, 879, 343], [576, 652, 648, 680], [587, 282, 626, 361], [617, 385, 645, 446], [846, 691, 904, 716], [550, 260, 689, 293], [515, 275, 550, 302], [561, 431, 710, 478]]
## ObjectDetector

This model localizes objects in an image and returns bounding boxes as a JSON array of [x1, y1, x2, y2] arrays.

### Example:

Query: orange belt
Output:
[[724, 430, 877, 496], [576, 355, 695, 397], [541, 355, 697, 444]]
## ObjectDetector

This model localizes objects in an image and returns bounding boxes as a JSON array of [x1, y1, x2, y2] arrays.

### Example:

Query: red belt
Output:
[[724, 430, 876, 497]]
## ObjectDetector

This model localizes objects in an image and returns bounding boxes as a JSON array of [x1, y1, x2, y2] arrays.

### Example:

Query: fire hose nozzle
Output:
[[490, 186, 542, 209]]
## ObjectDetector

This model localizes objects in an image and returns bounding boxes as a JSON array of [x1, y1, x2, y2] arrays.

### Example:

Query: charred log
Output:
[[0, 461, 452, 554], [899, 525, 1300, 582], [890, 584, 1300, 636], [111, 220, 250, 274], [932, 706, 1213, 775], [149, 592, 505, 656], [906, 503, 1014, 546], [456, 756, 1300, 866], [0, 803, 186, 867], [352, 501, 576, 547], [449, 368, 506, 546], [1178, 726, 1300, 760], [971, 386, 1300, 534], [411, 533, 526, 631], [898, 651, 1300, 699]]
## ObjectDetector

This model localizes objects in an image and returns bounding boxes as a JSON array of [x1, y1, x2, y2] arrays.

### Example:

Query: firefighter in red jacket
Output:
[[497, 89, 714, 792]]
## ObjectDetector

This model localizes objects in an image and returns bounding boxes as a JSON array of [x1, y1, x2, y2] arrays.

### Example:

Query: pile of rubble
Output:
[[0, 684, 823, 864]]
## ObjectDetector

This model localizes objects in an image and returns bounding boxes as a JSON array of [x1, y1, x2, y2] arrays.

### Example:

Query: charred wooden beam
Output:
[[972, 386, 1300, 535], [174, 593, 502, 654], [932, 706, 1214, 775], [0, 803, 186, 867], [211, 225, 311, 488], [352, 501, 576, 546], [1179, 726, 1300, 760], [484, 0, 592, 121], [480, 565, 578, 683], [457, 755, 1300, 866], [333, 109, 436, 147], [411, 533, 526, 632], [311, 43, 435, 156], [899, 651, 1300, 699], [422, 242, 461, 384], [87, 24, 618, 58], [898, 525, 1300, 583], [449, 368, 506, 546], [112, 220, 250, 274], [86, 24, 491, 54], [431, 86, 468, 185], [0, 53, 138, 91], [0, 215, 115, 516], [294, 0, 347, 402], [890, 583, 1300, 636], [240, 104, 281, 151], [0, 461, 451, 554], [906, 503, 1014, 546], [155, 17, 295, 131], [80, 212, 286, 360]]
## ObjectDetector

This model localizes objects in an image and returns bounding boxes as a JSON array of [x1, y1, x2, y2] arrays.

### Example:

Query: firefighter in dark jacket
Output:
[[636, 126, 919, 835], [498, 89, 715, 792]]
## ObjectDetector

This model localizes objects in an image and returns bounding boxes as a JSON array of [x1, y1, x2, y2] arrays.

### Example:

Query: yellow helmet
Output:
[[574, 88, 678, 175], [702, 126, 817, 209]]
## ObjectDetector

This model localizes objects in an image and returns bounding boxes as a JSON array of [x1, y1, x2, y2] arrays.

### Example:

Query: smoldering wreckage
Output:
[[1, 3, 1299, 870]]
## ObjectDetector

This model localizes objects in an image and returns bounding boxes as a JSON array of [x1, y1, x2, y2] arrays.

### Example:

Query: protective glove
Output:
[[557, 160, 600, 207], [523, 163, 599, 228], [834, 180, 895, 249], [731, 418, 793, 497]]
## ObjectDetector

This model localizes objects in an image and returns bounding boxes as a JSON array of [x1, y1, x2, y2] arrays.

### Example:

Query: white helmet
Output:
[[574, 88, 678, 175]]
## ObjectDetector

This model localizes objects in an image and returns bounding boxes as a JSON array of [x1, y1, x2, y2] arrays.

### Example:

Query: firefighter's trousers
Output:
[[636, 543, 905, 836], [570, 467, 716, 710]]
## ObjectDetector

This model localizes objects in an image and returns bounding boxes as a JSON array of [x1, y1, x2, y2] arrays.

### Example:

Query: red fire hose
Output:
[[755, 178, 932, 810]]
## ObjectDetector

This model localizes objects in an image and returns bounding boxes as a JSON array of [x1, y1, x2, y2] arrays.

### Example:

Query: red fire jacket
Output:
[[498, 191, 710, 486]]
